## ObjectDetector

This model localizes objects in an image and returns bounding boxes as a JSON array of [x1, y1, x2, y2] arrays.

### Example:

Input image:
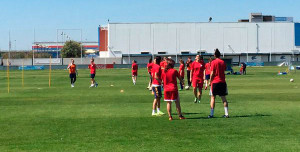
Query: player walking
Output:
[[179, 59, 185, 91], [88, 58, 98, 88], [147, 59, 153, 90], [190, 55, 205, 103], [186, 57, 193, 89], [131, 60, 138, 85], [162, 59, 185, 120], [208, 49, 229, 118], [204, 58, 212, 90], [151, 56, 165, 116], [67, 59, 77, 88]]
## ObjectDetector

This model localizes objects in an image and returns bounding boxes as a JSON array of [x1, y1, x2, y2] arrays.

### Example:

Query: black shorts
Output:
[[205, 74, 210, 80], [90, 74, 95, 78], [69, 73, 76, 79], [211, 83, 228, 96], [152, 86, 162, 98]]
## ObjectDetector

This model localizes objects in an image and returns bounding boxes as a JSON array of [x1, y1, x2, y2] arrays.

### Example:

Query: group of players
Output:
[[134, 49, 229, 120], [67, 58, 98, 88], [67, 49, 229, 121]]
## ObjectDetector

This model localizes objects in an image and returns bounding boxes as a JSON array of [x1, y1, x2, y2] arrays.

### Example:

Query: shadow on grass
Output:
[[182, 112, 203, 115], [186, 113, 271, 120], [232, 113, 271, 118]]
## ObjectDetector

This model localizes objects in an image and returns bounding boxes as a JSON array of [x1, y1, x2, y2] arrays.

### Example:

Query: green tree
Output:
[[61, 40, 85, 58]]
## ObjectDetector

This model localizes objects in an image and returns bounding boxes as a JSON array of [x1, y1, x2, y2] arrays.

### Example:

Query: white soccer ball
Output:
[[185, 86, 190, 90], [290, 79, 294, 82]]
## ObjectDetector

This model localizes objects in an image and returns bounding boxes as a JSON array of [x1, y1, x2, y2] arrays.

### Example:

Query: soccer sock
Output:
[[157, 108, 160, 112], [224, 107, 228, 116], [152, 110, 156, 114], [210, 108, 214, 116]]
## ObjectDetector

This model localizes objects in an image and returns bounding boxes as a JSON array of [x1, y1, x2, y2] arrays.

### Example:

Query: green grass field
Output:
[[0, 66, 299, 151]]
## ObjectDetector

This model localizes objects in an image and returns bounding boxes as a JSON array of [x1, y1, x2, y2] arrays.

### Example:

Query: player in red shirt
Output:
[[186, 57, 193, 89], [162, 59, 185, 120], [67, 59, 77, 88], [147, 58, 153, 90], [204, 58, 212, 90], [88, 58, 98, 88], [151, 56, 165, 116], [208, 49, 229, 118], [131, 60, 138, 85], [190, 55, 205, 103], [160, 57, 167, 71], [178, 59, 185, 91]]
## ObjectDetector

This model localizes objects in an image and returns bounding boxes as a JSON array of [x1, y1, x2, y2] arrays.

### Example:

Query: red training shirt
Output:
[[68, 64, 76, 74], [162, 68, 179, 91], [160, 61, 167, 70], [191, 61, 205, 82], [147, 63, 153, 73], [205, 63, 211, 75], [179, 64, 185, 78], [151, 64, 162, 86], [88, 63, 96, 74], [211, 58, 226, 84], [132, 63, 138, 73]]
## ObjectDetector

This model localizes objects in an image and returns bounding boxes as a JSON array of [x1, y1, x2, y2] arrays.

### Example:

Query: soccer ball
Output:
[[290, 79, 294, 82], [185, 86, 190, 90]]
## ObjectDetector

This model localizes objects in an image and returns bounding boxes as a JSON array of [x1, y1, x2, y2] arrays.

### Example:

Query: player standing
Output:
[[204, 58, 212, 90], [131, 60, 138, 85], [88, 58, 98, 88], [151, 56, 165, 116], [179, 59, 185, 91], [67, 59, 77, 88], [208, 49, 229, 118], [190, 55, 205, 103], [186, 57, 193, 89], [160, 57, 167, 71], [147, 59, 153, 90], [162, 59, 185, 120]]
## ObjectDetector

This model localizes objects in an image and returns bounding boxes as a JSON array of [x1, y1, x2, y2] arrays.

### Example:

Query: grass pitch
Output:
[[0, 66, 299, 151]]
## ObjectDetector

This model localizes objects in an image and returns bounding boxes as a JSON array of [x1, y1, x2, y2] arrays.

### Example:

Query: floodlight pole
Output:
[[56, 29, 59, 58], [8, 30, 11, 59]]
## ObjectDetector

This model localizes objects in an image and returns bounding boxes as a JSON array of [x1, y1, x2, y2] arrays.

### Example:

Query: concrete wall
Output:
[[62, 57, 122, 65], [2, 59, 32, 66], [1, 58, 122, 66], [109, 22, 296, 55]]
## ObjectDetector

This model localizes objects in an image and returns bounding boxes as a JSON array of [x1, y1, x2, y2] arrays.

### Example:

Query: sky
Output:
[[0, 0, 299, 50]]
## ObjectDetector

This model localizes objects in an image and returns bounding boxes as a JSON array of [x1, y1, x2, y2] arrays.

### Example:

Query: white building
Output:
[[106, 22, 300, 64]]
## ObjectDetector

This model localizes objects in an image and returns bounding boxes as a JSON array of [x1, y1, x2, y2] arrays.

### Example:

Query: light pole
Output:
[[14, 40, 16, 51]]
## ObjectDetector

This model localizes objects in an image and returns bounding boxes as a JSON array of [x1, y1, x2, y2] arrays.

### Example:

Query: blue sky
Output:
[[0, 0, 299, 50]]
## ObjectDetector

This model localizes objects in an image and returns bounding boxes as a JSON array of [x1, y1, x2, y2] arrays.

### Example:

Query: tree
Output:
[[61, 40, 85, 58]]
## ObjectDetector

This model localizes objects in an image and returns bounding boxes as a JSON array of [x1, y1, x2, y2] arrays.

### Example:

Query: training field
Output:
[[0, 66, 299, 151]]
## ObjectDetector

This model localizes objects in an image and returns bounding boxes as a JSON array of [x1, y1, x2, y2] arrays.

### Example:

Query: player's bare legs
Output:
[[209, 95, 216, 118], [221, 96, 229, 117]]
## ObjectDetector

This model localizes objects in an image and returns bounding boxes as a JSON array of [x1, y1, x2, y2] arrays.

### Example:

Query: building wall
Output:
[[108, 22, 296, 56], [99, 27, 108, 51]]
